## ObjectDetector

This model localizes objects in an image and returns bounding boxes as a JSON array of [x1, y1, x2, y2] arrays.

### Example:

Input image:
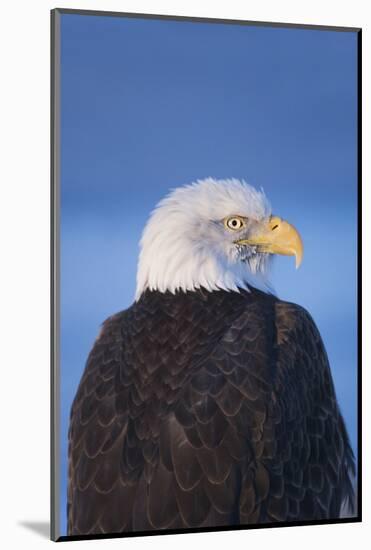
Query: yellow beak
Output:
[[236, 216, 303, 268]]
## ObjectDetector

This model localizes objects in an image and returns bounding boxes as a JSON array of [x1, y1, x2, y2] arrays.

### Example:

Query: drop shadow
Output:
[[18, 521, 50, 539]]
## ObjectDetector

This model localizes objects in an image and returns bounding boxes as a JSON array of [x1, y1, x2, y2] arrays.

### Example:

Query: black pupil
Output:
[[232, 220, 238, 226]]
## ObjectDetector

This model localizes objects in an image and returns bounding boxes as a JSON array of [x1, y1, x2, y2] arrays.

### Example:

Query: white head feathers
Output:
[[135, 178, 273, 300]]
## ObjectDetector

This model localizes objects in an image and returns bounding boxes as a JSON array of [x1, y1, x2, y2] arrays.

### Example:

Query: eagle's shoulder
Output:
[[274, 297, 314, 327], [273, 298, 322, 349], [220, 291, 319, 350], [68, 306, 132, 421], [95, 307, 132, 341]]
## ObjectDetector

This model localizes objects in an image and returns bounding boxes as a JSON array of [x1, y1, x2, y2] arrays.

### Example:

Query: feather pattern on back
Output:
[[67, 288, 355, 535]]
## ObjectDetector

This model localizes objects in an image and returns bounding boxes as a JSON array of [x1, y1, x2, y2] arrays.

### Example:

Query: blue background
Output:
[[60, 13, 358, 535]]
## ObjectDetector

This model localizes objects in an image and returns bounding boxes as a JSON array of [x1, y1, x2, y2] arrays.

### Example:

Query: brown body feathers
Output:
[[67, 288, 355, 535]]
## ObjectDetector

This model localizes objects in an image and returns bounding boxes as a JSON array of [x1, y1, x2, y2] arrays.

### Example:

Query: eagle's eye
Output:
[[224, 216, 246, 231]]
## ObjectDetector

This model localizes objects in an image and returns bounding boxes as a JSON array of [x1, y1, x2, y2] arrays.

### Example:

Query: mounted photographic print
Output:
[[51, 8, 362, 542]]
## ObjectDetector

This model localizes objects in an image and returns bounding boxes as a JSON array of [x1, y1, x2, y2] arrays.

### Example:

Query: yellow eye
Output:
[[225, 216, 246, 231]]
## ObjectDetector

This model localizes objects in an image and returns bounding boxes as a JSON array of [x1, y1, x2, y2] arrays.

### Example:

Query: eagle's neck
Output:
[[135, 242, 273, 300]]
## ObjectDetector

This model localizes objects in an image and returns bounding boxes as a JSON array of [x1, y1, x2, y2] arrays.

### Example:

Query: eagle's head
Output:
[[135, 178, 303, 299]]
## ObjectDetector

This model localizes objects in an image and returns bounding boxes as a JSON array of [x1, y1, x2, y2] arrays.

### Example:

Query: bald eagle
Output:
[[67, 178, 355, 535]]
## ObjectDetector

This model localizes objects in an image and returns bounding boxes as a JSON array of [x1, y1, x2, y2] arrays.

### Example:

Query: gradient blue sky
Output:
[[59, 13, 358, 535]]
